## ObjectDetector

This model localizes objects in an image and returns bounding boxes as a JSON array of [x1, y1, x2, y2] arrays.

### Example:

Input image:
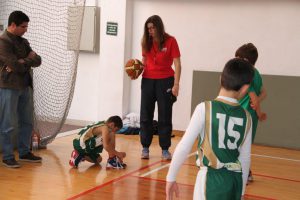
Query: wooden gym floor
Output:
[[0, 130, 299, 200]]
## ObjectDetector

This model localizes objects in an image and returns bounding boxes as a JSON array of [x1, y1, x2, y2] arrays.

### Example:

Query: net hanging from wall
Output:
[[0, 0, 86, 145]]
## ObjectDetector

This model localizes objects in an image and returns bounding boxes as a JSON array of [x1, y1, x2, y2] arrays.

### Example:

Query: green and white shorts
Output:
[[194, 167, 242, 200]]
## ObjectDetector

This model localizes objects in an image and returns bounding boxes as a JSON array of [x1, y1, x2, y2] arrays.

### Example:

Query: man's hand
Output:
[[5, 66, 12, 72], [117, 152, 126, 161], [166, 181, 179, 200], [18, 58, 25, 64], [27, 51, 37, 59]]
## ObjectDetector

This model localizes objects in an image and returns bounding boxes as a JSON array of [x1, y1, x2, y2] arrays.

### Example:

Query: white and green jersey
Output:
[[197, 98, 251, 171], [166, 96, 252, 199], [73, 121, 106, 162], [76, 121, 105, 148]]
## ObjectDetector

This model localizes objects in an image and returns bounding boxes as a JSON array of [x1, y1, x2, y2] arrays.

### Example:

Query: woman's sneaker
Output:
[[106, 156, 126, 169], [162, 150, 172, 160], [141, 148, 149, 159]]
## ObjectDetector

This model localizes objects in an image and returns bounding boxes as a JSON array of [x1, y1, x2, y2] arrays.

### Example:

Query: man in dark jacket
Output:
[[0, 11, 42, 168]]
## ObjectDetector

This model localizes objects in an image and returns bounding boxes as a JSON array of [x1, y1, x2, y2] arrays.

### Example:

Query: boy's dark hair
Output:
[[8, 11, 29, 26], [107, 115, 123, 129], [221, 58, 254, 91], [235, 43, 258, 65]]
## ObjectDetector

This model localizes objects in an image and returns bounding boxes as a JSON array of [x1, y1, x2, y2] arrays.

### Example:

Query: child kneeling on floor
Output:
[[69, 116, 126, 169]]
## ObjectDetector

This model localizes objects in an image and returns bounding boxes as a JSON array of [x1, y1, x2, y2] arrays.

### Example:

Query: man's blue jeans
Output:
[[0, 87, 33, 160]]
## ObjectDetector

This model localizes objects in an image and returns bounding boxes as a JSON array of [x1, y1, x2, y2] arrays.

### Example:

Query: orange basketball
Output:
[[125, 59, 143, 80]]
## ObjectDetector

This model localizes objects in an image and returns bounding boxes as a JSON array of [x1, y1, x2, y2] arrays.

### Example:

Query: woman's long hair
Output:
[[141, 15, 169, 52]]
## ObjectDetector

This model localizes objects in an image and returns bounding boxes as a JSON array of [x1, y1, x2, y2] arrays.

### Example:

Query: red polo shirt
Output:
[[142, 35, 180, 79]]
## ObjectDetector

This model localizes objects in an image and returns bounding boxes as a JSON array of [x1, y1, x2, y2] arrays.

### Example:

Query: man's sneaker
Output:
[[248, 170, 254, 183], [162, 150, 172, 160], [141, 148, 149, 159], [38, 144, 47, 149], [19, 152, 42, 163], [106, 156, 126, 169], [3, 159, 21, 168], [69, 150, 84, 168]]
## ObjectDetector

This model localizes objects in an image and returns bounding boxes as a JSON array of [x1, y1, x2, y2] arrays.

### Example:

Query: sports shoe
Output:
[[141, 148, 149, 159], [162, 150, 172, 160], [106, 156, 126, 169], [248, 170, 254, 182], [3, 158, 21, 168], [19, 152, 42, 163], [69, 150, 84, 168]]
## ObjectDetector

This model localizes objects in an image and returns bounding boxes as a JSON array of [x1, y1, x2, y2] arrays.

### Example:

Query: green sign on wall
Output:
[[106, 22, 118, 36]]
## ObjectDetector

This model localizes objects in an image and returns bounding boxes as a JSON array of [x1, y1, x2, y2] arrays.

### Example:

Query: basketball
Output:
[[125, 59, 144, 80]]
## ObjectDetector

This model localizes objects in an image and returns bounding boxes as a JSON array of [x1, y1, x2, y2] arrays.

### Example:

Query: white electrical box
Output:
[[67, 6, 99, 53]]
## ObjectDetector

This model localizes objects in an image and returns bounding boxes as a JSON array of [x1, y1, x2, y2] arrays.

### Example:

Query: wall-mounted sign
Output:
[[106, 22, 118, 36]]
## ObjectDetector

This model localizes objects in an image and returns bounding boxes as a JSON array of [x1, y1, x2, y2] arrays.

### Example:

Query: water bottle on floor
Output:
[[32, 134, 39, 151]]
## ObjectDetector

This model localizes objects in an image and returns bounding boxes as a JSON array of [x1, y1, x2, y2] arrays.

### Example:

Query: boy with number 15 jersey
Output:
[[166, 58, 254, 200]]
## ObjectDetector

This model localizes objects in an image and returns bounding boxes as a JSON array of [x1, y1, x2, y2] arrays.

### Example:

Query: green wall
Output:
[[192, 70, 300, 150]]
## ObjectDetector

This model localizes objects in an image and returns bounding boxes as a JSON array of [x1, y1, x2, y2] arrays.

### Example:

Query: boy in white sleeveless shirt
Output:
[[69, 116, 126, 169], [166, 58, 254, 200]]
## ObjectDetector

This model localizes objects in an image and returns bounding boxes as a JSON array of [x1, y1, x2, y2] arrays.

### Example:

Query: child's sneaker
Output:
[[69, 150, 84, 168], [106, 156, 126, 169]]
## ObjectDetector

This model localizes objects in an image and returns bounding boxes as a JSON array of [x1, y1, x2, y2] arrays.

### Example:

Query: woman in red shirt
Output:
[[140, 15, 182, 160]]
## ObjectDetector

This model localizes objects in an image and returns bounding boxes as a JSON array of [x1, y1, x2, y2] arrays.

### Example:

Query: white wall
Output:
[[129, 0, 300, 130], [68, 0, 132, 124], [68, 0, 300, 130]]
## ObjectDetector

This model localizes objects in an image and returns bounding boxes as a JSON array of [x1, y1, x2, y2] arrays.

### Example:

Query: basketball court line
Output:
[[244, 194, 277, 200], [131, 174, 277, 200], [66, 148, 299, 200], [173, 163, 300, 183], [67, 160, 163, 200], [131, 175, 194, 187], [140, 152, 196, 177], [140, 163, 171, 177], [252, 153, 300, 162], [140, 151, 300, 178], [252, 173, 300, 183], [66, 154, 295, 200]]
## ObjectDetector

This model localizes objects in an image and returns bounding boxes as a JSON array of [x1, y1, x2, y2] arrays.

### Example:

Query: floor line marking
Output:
[[140, 152, 300, 179], [253, 173, 300, 183], [66, 150, 299, 199], [132, 175, 277, 200], [138, 151, 300, 184], [244, 194, 277, 200], [252, 153, 300, 162], [140, 152, 196, 177], [131, 175, 195, 187], [179, 163, 300, 183], [66, 160, 162, 200]]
